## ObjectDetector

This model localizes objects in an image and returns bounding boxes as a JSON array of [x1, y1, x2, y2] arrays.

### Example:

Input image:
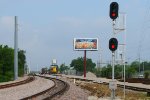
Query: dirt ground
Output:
[[75, 80, 150, 100]]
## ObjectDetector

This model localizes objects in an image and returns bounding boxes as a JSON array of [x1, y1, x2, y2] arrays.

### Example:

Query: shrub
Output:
[[144, 71, 150, 79]]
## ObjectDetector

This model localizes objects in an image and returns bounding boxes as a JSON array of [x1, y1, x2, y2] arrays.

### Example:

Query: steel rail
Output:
[[0, 76, 35, 89], [21, 75, 69, 100]]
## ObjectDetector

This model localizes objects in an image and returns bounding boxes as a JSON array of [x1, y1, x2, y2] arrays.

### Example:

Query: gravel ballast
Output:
[[0, 76, 54, 100], [51, 76, 91, 100]]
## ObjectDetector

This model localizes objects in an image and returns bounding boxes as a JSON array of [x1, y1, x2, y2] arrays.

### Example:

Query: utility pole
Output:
[[84, 50, 86, 78], [143, 62, 144, 74], [99, 48, 102, 69], [139, 54, 141, 76], [14, 16, 18, 80]]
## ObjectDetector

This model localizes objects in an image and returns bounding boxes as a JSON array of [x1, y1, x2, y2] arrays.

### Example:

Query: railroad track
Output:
[[21, 75, 69, 100], [100, 81, 150, 94], [0, 76, 35, 89], [68, 77, 150, 96]]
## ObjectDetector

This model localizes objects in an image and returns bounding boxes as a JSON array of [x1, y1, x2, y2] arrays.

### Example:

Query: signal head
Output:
[[109, 38, 118, 52], [110, 2, 119, 20]]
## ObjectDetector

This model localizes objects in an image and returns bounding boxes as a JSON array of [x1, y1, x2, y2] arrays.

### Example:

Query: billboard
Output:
[[74, 38, 98, 51]]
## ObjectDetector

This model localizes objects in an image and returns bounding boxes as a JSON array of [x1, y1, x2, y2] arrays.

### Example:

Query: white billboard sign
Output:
[[74, 38, 98, 51]]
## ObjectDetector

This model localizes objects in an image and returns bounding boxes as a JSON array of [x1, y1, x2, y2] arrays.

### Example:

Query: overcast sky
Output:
[[0, 0, 150, 71]]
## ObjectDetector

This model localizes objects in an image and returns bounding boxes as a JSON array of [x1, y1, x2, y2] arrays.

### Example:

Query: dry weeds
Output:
[[79, 82, 149, 100]]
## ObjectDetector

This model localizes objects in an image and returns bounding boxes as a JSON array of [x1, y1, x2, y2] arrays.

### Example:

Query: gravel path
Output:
[[52, 76, 90, 100], [0, 76, 54, 100]]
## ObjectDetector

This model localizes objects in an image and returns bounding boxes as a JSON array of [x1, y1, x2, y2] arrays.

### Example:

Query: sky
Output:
[[0, 0, 150, 71]]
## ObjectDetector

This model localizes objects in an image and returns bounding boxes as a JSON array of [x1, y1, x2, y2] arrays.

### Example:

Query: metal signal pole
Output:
[[112, 51, 115, 99], [123, 13, 126, 99], [111, 20, 116, 100], [14, 16, 18, 80]]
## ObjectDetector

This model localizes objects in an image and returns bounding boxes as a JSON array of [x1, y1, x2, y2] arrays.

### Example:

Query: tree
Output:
[[142, 61, 150, 71], [144, 71, 150, 79], [59, 63, 69, 73], [101, 64, 112, 78], [0, 45, 26, 82], [114, 65, 122, 78], [70, 57, 96, 72], [130, 61, 140, 72], [0, 45, 14, 82], [93, 67, 101, 77], [126, 66, 136, 78], [18, 50, 26, 76], [101, 66, 107, 77]]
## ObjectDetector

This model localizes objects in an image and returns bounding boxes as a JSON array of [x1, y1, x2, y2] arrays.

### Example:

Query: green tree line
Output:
[[58, 57, 96, 74], [59, 57, 150, 79], [0, 45, 26, 82], [70, 57, 96, 73], [99, 61, 150, 79]]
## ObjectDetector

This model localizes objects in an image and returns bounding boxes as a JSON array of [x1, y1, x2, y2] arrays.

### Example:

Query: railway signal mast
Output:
[[109, 2, 119, 99]]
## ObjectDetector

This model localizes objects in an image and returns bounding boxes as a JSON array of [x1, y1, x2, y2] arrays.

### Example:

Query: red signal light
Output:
[[111, 44, 115, 49], [112, 12, 116, 17]]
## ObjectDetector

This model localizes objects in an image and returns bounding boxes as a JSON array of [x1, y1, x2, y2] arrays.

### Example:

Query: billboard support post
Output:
[[73, 38, 98, 78], [84, 50, 86, 78]]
